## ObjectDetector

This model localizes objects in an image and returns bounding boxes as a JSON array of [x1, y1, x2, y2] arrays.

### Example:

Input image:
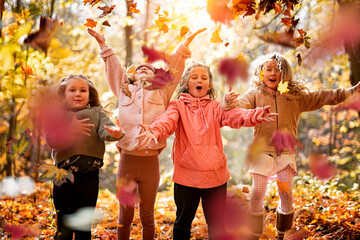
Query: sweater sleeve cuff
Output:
[[173, 43, 191, 58], [100, 46, 116, 58]]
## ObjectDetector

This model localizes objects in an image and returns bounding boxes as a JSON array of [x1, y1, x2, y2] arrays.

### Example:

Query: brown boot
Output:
[[248, 211, 264, 240], [275, 208, 294, 240]]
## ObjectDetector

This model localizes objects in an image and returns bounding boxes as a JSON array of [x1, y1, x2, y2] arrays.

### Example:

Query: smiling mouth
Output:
[[269, 79, 277, 82], [196, 86, 202, 90]]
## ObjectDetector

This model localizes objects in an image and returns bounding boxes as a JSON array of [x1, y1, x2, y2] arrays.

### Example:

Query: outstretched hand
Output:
[[87, 28, 106, 48], [183, 28, 207, 47], [136, 124, 158, 147], [71, 113, 94, 137], [225, 86, 240, 104], [104, 118, 124, 139], [257, 105, 278, 122]]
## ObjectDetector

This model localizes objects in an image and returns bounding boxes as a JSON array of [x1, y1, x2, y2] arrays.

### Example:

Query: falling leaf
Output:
[[154, 6, 169, 33], [64, 207, 104, 231], [141, 45, 169, 63], [274, 3, 282, 14], [277, 180, 290, 194], [180, 26, 189, 37], [260, 70, 264, 81], [24, 16, 59, 52], [271, 130, 303, 154], [218, 56, 249, 85], [293, 36, 304, 47], [84, 18, 97, 28], [258, 29, 296, 48], [277, 81, 289, 94], [116, 178, 140, 206], [6, 129, 34, 156], [211, 30, 223, 43], [98, 5, 115, 18], [207, 0, 233, 24], [102, 20, 111, 27], [129, 2, 141, 14], [245, 137, 267, 167], [232, 0, 256, 17], [38, 163, 75, 186], [309, 153, 337, 181], [296, 53, 302, 66], [3, 224, 28, 240], [225, 42, 229, 47], [334, 93, 360, 112], [144, 68, 175, 90], [83, 0, 102, 7]]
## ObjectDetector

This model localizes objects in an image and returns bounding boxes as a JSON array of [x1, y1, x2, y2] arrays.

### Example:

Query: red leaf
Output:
[[309, 153, 337, 181], [284, 228, 311, 240], [3, 224, 27, 240], [207, 0, 233, 24], [24, 16, 59, 52], [116, 178, 140, 206], [144, 68, 174, 90], [271, 130, 303, 154], [218, 56, 249, 85], [141, 45, 169, 63]]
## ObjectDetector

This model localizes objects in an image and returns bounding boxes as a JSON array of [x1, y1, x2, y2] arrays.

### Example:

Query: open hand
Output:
[[71, 113, 94, 136], [87, 28, 106, 48], [136, 124, 158, 147], [257, 105, 278, 122], [104, 118, 124, 139], [225, 86, 240, 104], [183, 28, 207, 47]]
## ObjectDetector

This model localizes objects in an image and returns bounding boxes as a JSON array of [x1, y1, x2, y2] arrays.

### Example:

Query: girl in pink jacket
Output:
[[137, 62, 277, 240], [88, 28, 205, 240]]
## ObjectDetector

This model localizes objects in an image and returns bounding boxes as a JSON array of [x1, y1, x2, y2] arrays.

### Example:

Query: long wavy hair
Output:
[[249, 52, 308, 99], [176, 62, 217, 99], [58, 74, 102, 108]]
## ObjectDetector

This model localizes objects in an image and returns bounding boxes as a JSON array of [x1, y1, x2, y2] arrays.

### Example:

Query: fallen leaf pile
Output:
[[0, 178, 359, 239]]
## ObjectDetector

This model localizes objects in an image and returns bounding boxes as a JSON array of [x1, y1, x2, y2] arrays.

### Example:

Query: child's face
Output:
[[263, 59, 281, 92], [134, 66, 155, 82], [188, 66, 211, 98], [64, 78, 90, 111]]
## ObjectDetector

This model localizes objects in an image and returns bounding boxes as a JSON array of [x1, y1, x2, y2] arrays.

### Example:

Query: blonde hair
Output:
[[249, 52, 308, 98], [176, 62, 217, 99]]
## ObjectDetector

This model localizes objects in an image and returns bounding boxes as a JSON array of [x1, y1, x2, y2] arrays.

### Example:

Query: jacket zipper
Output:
[[274, 93, 279, 157]]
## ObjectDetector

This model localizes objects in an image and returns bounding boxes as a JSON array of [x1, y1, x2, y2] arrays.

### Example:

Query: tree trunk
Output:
[[143, 0, 151, 42], [125, 0, 133, 67], [0, 0, 5, 36], [49, 0, 56, 18], [5, 99, 17, 176]]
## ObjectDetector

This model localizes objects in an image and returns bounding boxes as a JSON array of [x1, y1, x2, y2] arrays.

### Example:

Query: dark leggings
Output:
[[173, 182, 227, 240], [117, 153, 160, 240], [53, 170, 99, 240]]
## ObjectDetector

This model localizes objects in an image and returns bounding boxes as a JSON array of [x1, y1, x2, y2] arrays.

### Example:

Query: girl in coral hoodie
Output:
[[137, 62, 277, 240], [222, 52, 360, 240]]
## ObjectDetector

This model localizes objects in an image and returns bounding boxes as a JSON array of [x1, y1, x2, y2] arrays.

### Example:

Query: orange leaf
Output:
[[155, 6, 160, 15], [207, 0, 233, 24], [211, 30, 223, 43], [274, 3, 282, 14], [298, 29, 306, 37], [84, 18, 97, 28], [129, 2, 141, 14], [180, 26, 189, 37], [83, 0, 102, 7], [281, 17, 292, 28], [283, 7, 291, 17], [224, 42, 229, 47], [277, 180, 290, 194], [21, 65, 34, 75], [293, 36, 304, 47]]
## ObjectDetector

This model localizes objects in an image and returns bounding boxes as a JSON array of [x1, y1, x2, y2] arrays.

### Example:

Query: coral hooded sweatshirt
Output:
[[149, 93, 267, 188]]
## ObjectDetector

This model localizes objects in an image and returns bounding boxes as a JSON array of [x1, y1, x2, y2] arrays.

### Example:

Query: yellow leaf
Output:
[[180, 26, 189, 37], [277, 81, 289, 94], [0, 44, 20, 72], [277, 180, 290, 194], [210, 30, 223, 43], [14, 21, 33, 42], [260, 70, 264, 81]]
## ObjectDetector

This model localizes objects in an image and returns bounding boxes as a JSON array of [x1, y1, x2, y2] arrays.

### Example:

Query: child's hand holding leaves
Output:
[[104, 118, 124, 139], [136, 124, 158, 147], [225, 87, 240, 104]]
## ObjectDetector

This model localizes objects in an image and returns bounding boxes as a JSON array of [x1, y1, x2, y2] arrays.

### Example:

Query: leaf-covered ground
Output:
[[0, 176, 359, 239]]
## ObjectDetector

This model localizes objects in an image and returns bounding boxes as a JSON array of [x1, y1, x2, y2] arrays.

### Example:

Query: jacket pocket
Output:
[[179, 145, 225, 172]]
